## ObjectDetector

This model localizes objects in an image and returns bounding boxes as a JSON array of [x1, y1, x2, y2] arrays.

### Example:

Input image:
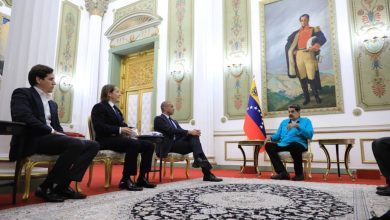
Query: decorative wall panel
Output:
[[53, 1, 80, 123], [349, 0, 390, 110], [223, 0, 252, 119], [167, 0, 193, 122]]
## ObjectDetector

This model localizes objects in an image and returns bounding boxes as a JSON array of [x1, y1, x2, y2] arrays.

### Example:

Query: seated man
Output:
[[372, 137, 390, 196], [10, 64, 99, 202], [265, 104, 313, 181], [153, 101, 222, 182], [91, 84, 156, 191]]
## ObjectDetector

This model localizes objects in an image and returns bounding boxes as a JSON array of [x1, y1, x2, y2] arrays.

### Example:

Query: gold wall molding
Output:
[[214, 127, 390, 137], [360, 138, 377, 164], [224, 141, 255, 162]]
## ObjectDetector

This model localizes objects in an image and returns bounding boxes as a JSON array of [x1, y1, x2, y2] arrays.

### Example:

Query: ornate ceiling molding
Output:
[[85, 0, 108, 17], [105, 12, 162, 40]]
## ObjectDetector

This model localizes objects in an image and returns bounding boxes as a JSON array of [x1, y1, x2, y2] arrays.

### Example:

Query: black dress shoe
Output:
[[271, 172, 290, 180], [376, 187, 390, 196], [192, 158, 212, 169], [376, 185, 389, 191], [203, 173, 223, 182], [292, 175, 305, 181], [35, 187, 64, 203], [136, 178, 157, 188], [55, 186, 87, 199], [119, 179, 143, 191]]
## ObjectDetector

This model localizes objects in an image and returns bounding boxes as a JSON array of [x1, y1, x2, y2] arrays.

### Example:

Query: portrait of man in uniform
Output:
[[260, 0, 342, 116]]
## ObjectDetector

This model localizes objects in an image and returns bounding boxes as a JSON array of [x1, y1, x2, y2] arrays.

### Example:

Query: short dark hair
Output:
[[288, 104, 301, 112], [28, 64, 53, 86], [160, 101, 170, 112], [100, 84, 117, 102], [299, 14, 310, 21]]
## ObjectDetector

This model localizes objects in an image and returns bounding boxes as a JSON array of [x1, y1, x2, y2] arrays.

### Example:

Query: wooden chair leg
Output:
[[22, 161, 34, 200], [303, 161, 308, 179], [12, 159, 24, 204], [308, 159, 312, 179], [185, 158, 190, 179], [169, 159, 174, 181], [104, 159, 112, 189], [87, 161, 94, 187], [152, 158, 157, 179], [75, 182, 82, 192], [163, 161, 167, 177]]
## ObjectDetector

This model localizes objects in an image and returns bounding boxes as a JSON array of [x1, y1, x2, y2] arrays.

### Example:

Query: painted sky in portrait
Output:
[[265, 0, 332, 74]]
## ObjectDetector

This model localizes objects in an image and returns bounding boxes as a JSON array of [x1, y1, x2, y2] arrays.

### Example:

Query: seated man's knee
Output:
[[265, 143, 274, 152], [87, 140, 100, 153]]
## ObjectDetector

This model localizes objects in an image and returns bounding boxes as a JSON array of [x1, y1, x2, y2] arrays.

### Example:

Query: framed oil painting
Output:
[[260, 0, 343, 117]]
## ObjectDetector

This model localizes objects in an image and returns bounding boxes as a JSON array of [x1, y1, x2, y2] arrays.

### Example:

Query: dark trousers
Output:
[[372, 137, 390, 185], [265, 142, 307, 175], [97, 136, 155, 179], [170, 135, 211, 174], [35, 134, 99, 188]]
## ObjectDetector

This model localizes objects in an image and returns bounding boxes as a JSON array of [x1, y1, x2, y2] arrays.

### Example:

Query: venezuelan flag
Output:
[[243, 79, 266, 141]]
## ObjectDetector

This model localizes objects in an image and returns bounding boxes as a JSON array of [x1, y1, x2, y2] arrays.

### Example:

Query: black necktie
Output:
[[113, 106, 122, 121]]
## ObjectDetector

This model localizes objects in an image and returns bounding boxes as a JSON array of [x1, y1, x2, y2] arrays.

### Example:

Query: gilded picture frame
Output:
[[260, 0, 343, 117]]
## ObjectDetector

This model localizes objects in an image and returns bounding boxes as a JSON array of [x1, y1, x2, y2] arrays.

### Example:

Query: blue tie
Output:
[[113, 107, 122, 121], [169, 117, 177, 129]]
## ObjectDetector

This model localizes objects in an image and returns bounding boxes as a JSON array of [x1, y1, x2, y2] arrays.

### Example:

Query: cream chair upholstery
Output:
[[87, 117, 125, 188], [271, 140, 313, 179], [152, 153, 190, 181]]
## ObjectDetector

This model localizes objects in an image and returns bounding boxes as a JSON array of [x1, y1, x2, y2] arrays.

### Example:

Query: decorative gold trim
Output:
[[224, 141, 254, 162], [259, 0, 343, 117], [214, 128, 390, 137], [360, 138, 377, 164]]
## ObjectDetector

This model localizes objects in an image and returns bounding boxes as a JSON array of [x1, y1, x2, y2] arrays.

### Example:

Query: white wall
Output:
[[0, 0, 389, 172]]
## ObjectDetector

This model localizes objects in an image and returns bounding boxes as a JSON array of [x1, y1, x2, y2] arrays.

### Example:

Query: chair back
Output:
[[88, 116, 96, 141]]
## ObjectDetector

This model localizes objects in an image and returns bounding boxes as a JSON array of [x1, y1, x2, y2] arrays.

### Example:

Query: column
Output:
[[0, 0, 60, 121], [71, 0, 108, 136]]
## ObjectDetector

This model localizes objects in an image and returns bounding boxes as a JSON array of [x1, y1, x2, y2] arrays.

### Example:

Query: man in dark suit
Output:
[[154, 101, 222, 182], [10, 64, 99, 202], [372, 137, 390, 196], [91, 84, 156, 191]]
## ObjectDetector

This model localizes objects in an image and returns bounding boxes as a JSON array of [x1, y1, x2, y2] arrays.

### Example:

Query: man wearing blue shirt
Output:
[[265, 104, 313, 181]]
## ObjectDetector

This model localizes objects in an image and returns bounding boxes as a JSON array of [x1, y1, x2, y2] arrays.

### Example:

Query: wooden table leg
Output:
[[254, 145, 261, 176], [336, 144, 341, 179], [320, 144, 331, 180], [344, 144, 355, 181], [238, 144, 246, 173]]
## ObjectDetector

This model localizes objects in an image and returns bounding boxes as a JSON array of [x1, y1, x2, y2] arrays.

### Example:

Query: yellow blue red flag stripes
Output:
[[243, 79, 266, 142]]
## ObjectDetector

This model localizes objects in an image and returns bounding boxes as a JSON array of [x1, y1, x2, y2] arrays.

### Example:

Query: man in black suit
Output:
[[91, 84, 156, 191], [372, 137, 390, 196], [154, 101, 222, 182], [10, 64, 99, 202]]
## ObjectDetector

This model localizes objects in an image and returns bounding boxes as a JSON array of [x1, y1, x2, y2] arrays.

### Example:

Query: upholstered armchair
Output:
[[87, 117, 125, 188], [152, 153, 190, 181], [270, 140, 313, 179]]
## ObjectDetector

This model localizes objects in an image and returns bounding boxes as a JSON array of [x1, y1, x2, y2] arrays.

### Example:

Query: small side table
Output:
[[237, 140, 264, 176], [318, 139, 355, 181]]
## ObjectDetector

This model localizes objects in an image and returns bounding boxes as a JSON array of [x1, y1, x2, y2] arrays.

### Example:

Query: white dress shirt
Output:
[[34, 86, 54, 133]]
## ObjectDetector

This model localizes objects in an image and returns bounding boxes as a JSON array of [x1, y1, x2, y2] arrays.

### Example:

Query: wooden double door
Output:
[[119, 48, 154, 134]]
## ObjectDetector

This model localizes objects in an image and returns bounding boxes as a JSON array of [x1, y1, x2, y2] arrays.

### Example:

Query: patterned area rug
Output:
[[0, 178, 389, 219]]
